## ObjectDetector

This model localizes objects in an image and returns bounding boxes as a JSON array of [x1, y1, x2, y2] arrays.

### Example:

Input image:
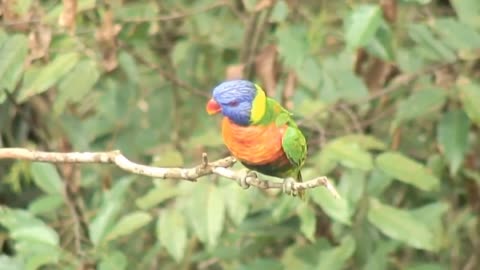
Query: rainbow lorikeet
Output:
[[206, 80, 307, 198]]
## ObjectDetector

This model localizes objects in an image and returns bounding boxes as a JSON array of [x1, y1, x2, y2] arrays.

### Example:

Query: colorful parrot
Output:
[[206, 80, 307, 198]]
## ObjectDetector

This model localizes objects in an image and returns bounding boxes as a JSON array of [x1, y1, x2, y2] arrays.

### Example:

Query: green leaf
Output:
[[0, 255, 24, 270], [0, 34, 28, 93], [298, 204, 316, 242], [115, 2, 159, 21], [275, 24, 309, 70], [270, 0, 289, 23], [451, 0, 480, 28], [459, 78, 480, 125], [21, 245, 60, 270], [223, 182, 250, 226], [336, 135, 387, 150], [105, 211, 152, 241], [376, 152, 440, 191], [272, 195, 299, 222], [46, 0, 96, 21], [362, 242, 398, 270], [322, 139, 373, 171], [366, 24, 395, 61], [401, 0, 432, 4], [317, 236, 356, 270], [437, 110, 470, 175], [345, 4, 383, 49], [408, 24, 457, 61], [366, 169, 393, 196], [136, 182, 178, 210], [157, 209, 187, 262], [297, 58, 322, 89], [185, 182, 225, 248], [239, 259, 285, 270], [411, 202, 449, 249], [311, 182, 352, 225], [30, 163, 63, 195], [405, 263, 448, 270], [18, 52, 79, 102], [0, 209, 59, 246], [394, 88, 447, 127], [368, 198, 436, 251], [98, 251, 128, 270], [151, 147, 184, 167], [89, 177, 133, 245], [54, 59, 100, 115], [431, 18, 480, 51], [28, 194, 64, 215], [118, 51, 139, 84]]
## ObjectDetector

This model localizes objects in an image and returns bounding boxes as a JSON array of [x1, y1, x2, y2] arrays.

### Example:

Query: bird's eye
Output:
[[228, 100, 239, 106]]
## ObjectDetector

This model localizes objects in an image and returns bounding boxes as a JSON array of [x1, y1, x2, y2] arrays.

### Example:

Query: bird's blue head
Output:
[[206, 80, 266, 126]]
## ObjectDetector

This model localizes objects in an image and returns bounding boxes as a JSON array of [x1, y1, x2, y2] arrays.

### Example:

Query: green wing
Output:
[[267, 98, 307, 175], [282, 125, 307, 169], [277, 112, 307, 172]]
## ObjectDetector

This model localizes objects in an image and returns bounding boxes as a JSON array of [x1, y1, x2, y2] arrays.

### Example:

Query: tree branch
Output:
[[0, 148, 339, 198]]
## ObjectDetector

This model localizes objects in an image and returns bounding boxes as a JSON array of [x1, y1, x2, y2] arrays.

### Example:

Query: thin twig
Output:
[[0, 148, 339, 197]]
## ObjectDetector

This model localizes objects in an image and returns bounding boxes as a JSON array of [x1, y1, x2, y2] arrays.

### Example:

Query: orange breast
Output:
[[221, 117, 288, 165]]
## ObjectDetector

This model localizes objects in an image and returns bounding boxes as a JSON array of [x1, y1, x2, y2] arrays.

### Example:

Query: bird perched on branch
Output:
[[206, 80, 307, 198]]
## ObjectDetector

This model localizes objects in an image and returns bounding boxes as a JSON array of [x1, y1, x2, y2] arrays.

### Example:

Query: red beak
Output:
[[206, 98, 221, 115]]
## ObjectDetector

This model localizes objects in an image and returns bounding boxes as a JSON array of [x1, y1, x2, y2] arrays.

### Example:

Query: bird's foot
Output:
[[282, 177, 298, 196], [238, 169, 256, 189]]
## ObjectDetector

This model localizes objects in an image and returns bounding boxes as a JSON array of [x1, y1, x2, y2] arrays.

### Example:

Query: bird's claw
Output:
[[239, 169, 256, 189], [282, 177, 298, 196]]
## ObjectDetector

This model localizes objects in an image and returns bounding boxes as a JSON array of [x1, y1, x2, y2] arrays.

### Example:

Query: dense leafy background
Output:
[[1, 0, 480, 269]]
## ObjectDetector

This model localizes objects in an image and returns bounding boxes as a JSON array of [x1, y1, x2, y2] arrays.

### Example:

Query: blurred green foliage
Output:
[[1, 0, 480, 269]]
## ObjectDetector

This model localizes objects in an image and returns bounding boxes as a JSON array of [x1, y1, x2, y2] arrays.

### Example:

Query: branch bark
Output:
[[0, 148, 339, 198]]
